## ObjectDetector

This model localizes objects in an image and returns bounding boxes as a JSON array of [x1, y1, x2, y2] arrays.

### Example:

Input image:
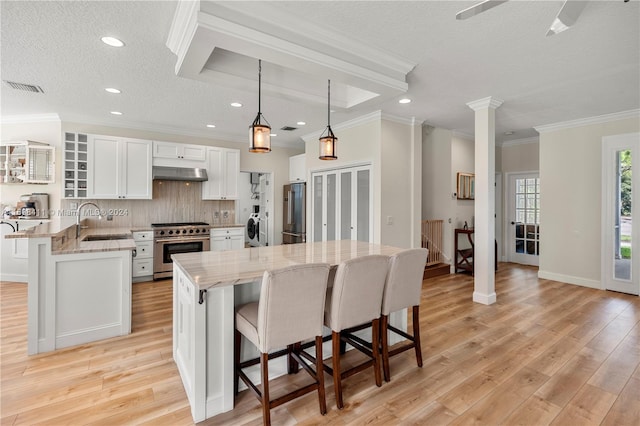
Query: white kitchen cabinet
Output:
[[210, 227, 244, 251], [63, 132, 88, 198], [88, 135, 152, 199], [0, 141, 55, 184], [153, 141, 206, 162], [202, 147, 240, 200], [132, 231, 153, 281], [289, 153, 306, 182]]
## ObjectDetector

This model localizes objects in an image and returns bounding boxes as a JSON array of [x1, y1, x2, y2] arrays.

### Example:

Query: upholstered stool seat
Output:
[[234, 263, 330, 426], [380, 248, 428, 382]]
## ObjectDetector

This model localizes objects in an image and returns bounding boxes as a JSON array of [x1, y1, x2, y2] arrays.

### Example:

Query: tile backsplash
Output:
[[59, 181, 236, 228]]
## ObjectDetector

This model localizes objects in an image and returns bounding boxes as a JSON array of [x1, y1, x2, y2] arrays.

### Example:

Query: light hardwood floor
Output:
[[1, 263, 639, 425]]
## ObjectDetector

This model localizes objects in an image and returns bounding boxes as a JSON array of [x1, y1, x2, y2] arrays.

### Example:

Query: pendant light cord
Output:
[[327, 79, 331, 127], [258, 59, 262, 115]]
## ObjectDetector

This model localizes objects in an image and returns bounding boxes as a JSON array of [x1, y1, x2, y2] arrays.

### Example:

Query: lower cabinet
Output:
[[132, 231, 154, 281], [210, 227, 244, 251]]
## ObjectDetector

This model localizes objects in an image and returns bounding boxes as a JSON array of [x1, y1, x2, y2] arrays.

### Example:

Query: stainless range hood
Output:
[[152, 166, 208, 182]]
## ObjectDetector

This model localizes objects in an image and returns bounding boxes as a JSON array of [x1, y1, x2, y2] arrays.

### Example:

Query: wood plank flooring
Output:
[[1, 263, 639, 425]]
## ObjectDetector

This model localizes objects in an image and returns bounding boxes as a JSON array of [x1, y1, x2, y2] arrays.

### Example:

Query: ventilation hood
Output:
[[152, 166, 208, 182]]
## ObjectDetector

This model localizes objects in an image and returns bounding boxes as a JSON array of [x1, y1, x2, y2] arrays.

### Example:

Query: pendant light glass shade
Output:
[[249, 59, 271, 153], [319, 79, 337, 160]]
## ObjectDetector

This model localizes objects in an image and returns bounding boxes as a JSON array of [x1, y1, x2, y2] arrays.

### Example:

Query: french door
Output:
[[507, 173, 540, 266], [311, 164, 372, 242], [602, 133, 640, 295]]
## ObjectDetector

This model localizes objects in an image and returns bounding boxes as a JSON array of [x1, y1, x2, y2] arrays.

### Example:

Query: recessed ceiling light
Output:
[[110, 111, 123, 115], [270, 133, 277, 137], [297, 121, 306, 126], [105, 88, 121, 94], [504, 131, 514, 135], [206, 124, 216, 128], [101, 36, 125, 47], [399, 98, 411, 104], [230, 102, 242, 108]]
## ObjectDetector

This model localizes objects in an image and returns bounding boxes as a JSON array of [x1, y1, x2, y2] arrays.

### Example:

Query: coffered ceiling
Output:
[[1, 1, 638, 149]]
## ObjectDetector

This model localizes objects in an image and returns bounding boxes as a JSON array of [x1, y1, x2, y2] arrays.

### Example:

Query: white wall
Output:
[[539, 115, 640, 287], [380, 118, 422, 248], [1, 116, 62, 211], [452, 134, 475, 230]]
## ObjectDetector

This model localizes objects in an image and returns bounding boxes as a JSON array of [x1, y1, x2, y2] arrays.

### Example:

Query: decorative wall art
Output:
[[457, 172, 475, 200]]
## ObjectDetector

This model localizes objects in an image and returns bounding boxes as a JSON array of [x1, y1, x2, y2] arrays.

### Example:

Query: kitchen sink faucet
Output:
[[76, 202, 102, 238]]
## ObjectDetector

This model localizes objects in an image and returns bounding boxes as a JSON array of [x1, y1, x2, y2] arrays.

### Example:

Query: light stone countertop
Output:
[[4, 217, 77, 239], [172, 240, 404, 291]]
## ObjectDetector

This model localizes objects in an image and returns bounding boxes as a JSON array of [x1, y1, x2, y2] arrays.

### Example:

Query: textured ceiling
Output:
[[1, 1, 639, 149]]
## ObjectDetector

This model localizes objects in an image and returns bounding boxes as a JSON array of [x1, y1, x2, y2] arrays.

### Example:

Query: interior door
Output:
[[602, 133, 640, 295], [507, 172, 540, 266]]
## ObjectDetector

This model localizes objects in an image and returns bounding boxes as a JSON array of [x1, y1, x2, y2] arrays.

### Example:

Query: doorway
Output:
[[602, 133, 640, 295], [507, 172, 540, 266], [239, 171, 273, 247]]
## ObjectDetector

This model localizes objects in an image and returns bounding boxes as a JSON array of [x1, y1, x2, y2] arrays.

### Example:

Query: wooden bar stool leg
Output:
[[413, 306, 423, 368], [381, 314, 391, 382], [315, 336, 327, 414], [260, 353, 270, 426], [332, 331, 344, 409], [372, 318, 382, 387]]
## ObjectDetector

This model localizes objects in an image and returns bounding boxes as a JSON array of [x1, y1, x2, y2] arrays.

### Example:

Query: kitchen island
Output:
[[171, 240, 407, 422], [6, 218, 137, 354]]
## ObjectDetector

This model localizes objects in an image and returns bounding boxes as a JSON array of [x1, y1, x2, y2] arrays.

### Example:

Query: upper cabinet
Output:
[[289, 153, 306, 182], [0, 141, 55, 184], [63, 132, 88, 198], [153, 141, 206, 164], [202, 147, 240, 200], [88, 135, 152, 199]]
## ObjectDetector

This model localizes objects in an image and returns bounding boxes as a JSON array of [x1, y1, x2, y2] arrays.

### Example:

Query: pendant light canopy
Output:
[[319, 79, 337, 160], [249, 59, 271, 153]]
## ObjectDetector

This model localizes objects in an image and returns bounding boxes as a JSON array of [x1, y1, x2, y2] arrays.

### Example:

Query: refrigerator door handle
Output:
[[287, 190, 293, 225], [282, 232, 303, 237]]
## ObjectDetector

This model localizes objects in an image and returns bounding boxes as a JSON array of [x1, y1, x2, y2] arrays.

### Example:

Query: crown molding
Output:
[[501, 137, 539, 147], [535, 109, 640, 134], [466, 96, 504, 111], [1, 113, 61, 124], [452, 130, 474, 141]]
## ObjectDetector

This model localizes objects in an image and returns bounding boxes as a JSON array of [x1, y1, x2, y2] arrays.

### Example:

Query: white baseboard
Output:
[[473, 291, 497, 305], [537, 270, 602, 290], [0, 273, 27, 282]]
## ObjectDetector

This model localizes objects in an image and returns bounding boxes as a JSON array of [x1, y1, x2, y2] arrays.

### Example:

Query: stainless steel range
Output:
[[152, 222, 210, 279]]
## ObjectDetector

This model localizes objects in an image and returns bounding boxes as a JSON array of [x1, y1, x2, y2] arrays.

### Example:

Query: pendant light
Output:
[[249, 59, 271, 153], [319, 79, 337, 160]]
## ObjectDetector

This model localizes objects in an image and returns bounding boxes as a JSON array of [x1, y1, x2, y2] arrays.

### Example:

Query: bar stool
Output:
[[234, 263, 330, 426], [380, 248, 428, 382], [323, 255, 390, 409]]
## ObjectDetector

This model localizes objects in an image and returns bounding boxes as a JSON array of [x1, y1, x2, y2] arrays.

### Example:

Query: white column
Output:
[[467, 97, 503, 305]]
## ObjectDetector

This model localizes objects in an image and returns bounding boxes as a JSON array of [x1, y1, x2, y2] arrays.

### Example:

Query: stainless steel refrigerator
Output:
[[282, 182, 306, 244]]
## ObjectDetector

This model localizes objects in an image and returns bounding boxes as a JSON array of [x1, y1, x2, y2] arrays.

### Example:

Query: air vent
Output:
[[3, 80, 44, 93], [280, 126, 298, 131]]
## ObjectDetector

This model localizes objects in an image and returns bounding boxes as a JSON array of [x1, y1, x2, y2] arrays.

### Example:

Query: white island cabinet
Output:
[[6, 219, 136, 355], [171, 240, 406, 422]]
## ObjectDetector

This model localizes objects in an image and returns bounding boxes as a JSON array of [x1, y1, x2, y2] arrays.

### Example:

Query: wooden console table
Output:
[[454, 228, 498, 274]]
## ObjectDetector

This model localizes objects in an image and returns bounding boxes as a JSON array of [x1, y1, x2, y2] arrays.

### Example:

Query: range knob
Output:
[[202, 228, 207, 233], [169, 230, 174, 235], [195, 229, 200, 233], [159, 230, 165, 235], [189, 229, 194, 233], [182, 229, 187, 234]]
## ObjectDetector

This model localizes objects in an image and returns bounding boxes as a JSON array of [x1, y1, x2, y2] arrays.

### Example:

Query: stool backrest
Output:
[[382, 248, 428, 315], [257, 263, 330, 352], [328, 255, 390, 331]]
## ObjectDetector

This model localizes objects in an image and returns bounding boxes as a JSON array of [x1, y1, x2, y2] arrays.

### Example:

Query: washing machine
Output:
[[247, 213, 260, 247]]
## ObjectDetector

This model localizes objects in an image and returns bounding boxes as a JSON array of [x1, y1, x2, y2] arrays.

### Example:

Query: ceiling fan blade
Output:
[[456, 0, 508, 20], [546, 0, 587, 36]]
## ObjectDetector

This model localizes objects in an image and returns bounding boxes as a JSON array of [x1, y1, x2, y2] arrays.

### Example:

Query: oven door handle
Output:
[[154, 237, 210, 244]]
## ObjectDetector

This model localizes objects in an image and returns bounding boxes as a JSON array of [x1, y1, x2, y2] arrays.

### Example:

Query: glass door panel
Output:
[[614, 149, 631, 281], [340, 171, 352, 239], [357, 169, 370, 242], [508, 173, 540, 266], [312, 174, 323, 242], [326, 173, 337, 241]]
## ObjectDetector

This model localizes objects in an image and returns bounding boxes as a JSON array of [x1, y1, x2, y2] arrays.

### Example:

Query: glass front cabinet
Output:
[[0, 141, 55, 184]]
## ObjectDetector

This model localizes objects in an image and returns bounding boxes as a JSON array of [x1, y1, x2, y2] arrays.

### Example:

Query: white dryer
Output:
[[246, 213, 260, 247]]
